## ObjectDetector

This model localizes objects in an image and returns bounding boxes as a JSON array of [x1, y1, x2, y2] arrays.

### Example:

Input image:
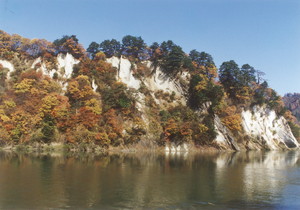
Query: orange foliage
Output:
[[284, 110, 297, 123], [104, 109, 123, 135], [77, 107, 100, 129], [221, 106, 242, 132], [164, 119, 192, 144]]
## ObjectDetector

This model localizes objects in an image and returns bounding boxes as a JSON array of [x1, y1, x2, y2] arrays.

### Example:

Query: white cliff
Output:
[[214, 105, 299, 150], [31, 57, 56, 78], [106, 56, 187, 105], [57, 53, 80, 79], [30, 53, 80, 80], [107, 56, 141, 89], [241, 106, 299, 149], [0, 60, 14, 80]]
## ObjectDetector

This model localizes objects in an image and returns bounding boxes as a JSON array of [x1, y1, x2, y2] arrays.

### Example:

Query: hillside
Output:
[[283, 93, 300, 121], [0, 30, 299, 151]]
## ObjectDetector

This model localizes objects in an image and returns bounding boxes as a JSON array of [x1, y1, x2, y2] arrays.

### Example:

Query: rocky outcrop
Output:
[[241, 106, 299, 150], [105, 57, 299, 151], [0, 60, 14, 80], [214, 106, 299, 150], [107, 56, 141, 89], [214, 115, 240, 150], [107, 56, 187, 105], [31, 53, 80, 90]]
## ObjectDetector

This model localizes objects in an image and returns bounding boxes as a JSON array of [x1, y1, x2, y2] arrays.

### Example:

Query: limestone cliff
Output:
[[106, 56, 299, 151], [0, 55, 298, 150]]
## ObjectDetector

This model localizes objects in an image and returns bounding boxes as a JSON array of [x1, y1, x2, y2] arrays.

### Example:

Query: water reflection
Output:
[[0, 151, 299, 209]]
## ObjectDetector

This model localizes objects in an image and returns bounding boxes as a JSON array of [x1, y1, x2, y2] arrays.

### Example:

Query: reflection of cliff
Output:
[[214, 151, 300, 205], [0, 151, 299, 209]]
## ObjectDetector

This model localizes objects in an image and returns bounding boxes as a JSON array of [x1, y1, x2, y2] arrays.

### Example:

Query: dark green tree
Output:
[[53, 35, 79, 47], [87, 41, 100, 58], [160, 45, 189, 76], [253, 81, 268, 105], [100, 39, 121, 58], [189, 50, 215, 68], [240, 64, 256, 86], [188, 74, 224, 110], [219, 60, 240, 98], [121, 35, 146, 59], [160, 40, 176, 56]]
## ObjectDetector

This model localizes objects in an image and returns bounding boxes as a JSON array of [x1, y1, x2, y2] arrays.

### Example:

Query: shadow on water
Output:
[[0, 150, 299, 209]]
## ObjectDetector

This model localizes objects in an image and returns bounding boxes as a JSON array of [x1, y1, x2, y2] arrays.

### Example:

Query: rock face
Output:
[[214, 115, 240, 150], [107, 56, 188, 105], [31, 53, 80, 80], [214, 106, 299, 150], [106, 57, 299, 150], [0, 60, 14, 80], [31, 53, 80, 90], [107, 56, 141, 89], [241, 106, 299, 150]]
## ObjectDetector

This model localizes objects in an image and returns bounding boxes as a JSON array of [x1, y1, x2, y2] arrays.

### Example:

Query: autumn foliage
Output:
[[0, 30, 298, 148]]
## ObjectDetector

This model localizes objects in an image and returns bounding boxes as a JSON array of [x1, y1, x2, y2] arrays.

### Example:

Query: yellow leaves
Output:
[[220, 105, 242, 132], [196, 63, 218, 80], [0, 109, 10, 122], [3, 100, 16, 109], [0, 115, 10, 122], [207, 65, 218, 79], [195, 76, 208, 91], [68, 82, 85, 99], [40, 94, 60, 116], [30, 87, 43, 96], [223, 105, 237, 116], [94, 52, 106, 60], [14, 76, 58, 97], [236, 86, 252, 102], [14, 78, 35, 93], [67, 80, 81, 98], [84, 98, 102, 115], [10, 110, 42, 139], [67, 75, 96, 101], [198, 123, 209, 134], [221, 115, 242, 132], [40, 79, 55, 92]]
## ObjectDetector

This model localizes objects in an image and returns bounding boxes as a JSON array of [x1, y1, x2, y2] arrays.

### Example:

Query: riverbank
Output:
[[0, 141, 225, 155], [1, 140, 298, 155]]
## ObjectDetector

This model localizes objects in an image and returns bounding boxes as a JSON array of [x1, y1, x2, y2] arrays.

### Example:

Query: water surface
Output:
[[0, 151, 299, 209]]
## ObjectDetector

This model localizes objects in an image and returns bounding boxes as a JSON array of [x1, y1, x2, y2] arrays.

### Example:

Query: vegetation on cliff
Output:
[[0, 30, 299, 149]]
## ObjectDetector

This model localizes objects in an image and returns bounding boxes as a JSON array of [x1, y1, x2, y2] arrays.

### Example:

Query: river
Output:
[[0, 151, 299, 209]]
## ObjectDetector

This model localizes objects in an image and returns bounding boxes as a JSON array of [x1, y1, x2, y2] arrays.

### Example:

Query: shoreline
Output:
[[0, 142, 229, 154], [0, 141, 298, 155]]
